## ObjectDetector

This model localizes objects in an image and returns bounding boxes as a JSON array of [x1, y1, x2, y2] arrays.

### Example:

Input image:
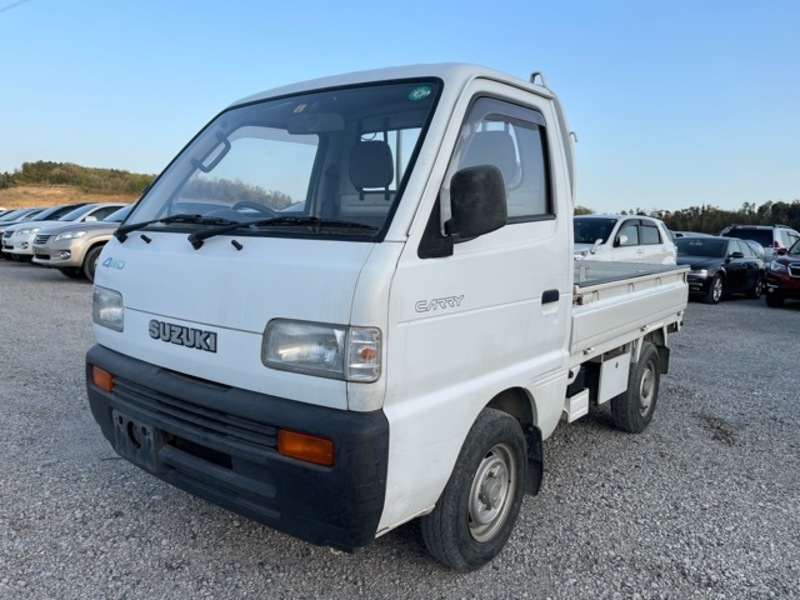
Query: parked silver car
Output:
[[3, 203, 125, 262], [32, 204, 132, 282]]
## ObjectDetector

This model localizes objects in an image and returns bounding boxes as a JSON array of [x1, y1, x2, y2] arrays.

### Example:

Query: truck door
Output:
[[380, 88, 572, 528]]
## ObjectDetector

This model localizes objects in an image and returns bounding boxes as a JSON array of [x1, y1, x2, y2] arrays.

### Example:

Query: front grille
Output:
[[112, 376, 279, 454], [788, 262, 800, 278], [34, 234, 51, 246]]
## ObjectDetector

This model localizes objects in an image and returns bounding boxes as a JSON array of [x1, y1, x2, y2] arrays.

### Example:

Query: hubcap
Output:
[[468, 443, 516, 542]]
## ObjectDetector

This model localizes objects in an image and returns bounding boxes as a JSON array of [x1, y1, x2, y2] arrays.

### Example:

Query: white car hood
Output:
[[93, 233, 375, 409]]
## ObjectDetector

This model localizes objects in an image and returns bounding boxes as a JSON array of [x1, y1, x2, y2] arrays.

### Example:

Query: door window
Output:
[[444, 97, 552, 223]]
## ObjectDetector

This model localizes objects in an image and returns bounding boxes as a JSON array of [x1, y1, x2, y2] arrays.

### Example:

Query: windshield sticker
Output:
[[408, 86, 432, 102]]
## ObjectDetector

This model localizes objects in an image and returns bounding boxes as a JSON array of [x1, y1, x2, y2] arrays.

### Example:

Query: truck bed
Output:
[[569, 261, 688, 365]]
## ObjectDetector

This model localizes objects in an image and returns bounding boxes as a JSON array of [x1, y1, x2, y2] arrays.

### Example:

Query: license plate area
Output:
[[112, 409, 166, 473]]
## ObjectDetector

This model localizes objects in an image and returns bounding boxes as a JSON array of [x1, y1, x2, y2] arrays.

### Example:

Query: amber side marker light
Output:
[[277, 430, 334, 467], [91, 366, 115, 392]]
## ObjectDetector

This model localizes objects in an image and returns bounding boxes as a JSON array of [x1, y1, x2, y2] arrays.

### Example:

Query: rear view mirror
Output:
[[447, 165, 507, 242], [287, 113, 345, 134]]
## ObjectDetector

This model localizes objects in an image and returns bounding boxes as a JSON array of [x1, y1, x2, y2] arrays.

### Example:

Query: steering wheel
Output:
[[231, 200, 278, 217]]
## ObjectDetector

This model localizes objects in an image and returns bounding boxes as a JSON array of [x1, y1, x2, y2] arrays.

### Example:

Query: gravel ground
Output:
[[1, 258, 798, 599]]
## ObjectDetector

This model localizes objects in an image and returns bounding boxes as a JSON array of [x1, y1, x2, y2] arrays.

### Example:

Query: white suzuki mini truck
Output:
[[86, 64, 688, 570]]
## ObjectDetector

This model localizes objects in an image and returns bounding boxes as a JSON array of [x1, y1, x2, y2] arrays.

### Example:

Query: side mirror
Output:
[[729, 251, 744, 260], [589, 238, 604, 254], [614, 234, 629, 247], [85, 216, 98, 222], [776, 247, 788, 256], [447, 165, 507, 242]]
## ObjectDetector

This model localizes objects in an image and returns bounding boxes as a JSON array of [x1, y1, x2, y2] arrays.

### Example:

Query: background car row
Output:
[[572, 215, 800, 307], [0, 202, 130, 282]]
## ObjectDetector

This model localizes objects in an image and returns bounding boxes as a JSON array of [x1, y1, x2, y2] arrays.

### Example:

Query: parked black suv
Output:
[[765, 239, 800, 307], [720, 225, 800, 262]]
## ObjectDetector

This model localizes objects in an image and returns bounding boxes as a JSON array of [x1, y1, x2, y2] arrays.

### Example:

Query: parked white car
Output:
[[574, 214, 677, 264]]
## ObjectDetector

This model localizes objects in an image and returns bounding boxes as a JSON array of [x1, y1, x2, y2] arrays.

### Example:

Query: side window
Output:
[[89, 206, 122, 221], [445, 97, 551, 222], [779, 230, 797, 248], [640, 222, 661, 245], [617, 220, 640, 246]]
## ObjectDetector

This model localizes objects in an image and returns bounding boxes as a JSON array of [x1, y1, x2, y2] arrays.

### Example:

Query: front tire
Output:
[[83, 245, 104, 282], [611, 342, 660, 433], [766, 292, 784, 308], [420, 408, 526, 571], [703, 274, 723, 304], [57, 267, 83, 279]]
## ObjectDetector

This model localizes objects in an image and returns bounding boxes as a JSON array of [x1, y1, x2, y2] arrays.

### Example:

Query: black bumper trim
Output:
[[86, 345, 389, 551]]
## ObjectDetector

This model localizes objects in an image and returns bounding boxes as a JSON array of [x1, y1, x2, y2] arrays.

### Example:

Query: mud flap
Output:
[[524, 425, 543, 495]]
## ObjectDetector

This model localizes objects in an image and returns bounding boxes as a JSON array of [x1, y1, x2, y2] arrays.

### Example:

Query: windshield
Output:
[[676, 238, 728, 258], [574, 218, 617, 244], [104, 205, 133, 223], [126, 79, 441, 240]]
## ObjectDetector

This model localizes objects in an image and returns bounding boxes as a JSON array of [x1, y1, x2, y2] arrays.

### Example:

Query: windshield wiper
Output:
[[114, 214, 236, 242], [187, 216, 378, 249]]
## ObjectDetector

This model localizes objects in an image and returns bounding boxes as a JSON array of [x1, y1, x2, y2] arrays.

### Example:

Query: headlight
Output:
[[92, 286, 124, 332], [16, 227, 40, 236], [689, 269, 708, 278], [263, 319, 381, 382], [54, 230, 88, 241], [769, 261, 787, 273]]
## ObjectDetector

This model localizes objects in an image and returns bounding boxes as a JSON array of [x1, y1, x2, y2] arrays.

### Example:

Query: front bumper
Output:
[[32, 240, 82, 267], [86, 345, 389, 551], [766, 272, 800, 299], [686, 273, 711, 296]]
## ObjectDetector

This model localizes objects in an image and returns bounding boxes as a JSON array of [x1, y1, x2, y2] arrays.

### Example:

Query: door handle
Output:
[[542, 289, 560, 304]]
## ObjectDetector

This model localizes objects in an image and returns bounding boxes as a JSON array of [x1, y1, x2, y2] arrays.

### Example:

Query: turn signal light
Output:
[[277, 430, 334, 467], [91, 366, 115, 392]]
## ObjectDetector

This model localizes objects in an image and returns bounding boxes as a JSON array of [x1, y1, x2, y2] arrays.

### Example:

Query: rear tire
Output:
[[611, 342, 660, 433], [83, 245, 104, 282], [747, 276, 763, 299], [420, 408, 526, 571]]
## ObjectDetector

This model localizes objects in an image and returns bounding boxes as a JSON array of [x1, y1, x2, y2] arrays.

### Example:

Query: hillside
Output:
[[0, 185, 139, 209], [0, 161, 154, 209]]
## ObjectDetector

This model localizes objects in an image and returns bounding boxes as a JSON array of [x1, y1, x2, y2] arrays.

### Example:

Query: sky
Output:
[[1, 0, 798, 214]]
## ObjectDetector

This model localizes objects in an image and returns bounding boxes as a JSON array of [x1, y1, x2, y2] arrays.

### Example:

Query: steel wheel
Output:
[[611, 342, 661, 433], [638, 363, 656, 417], [420, 408, 527, 570], [468, 443, 517, 542]]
